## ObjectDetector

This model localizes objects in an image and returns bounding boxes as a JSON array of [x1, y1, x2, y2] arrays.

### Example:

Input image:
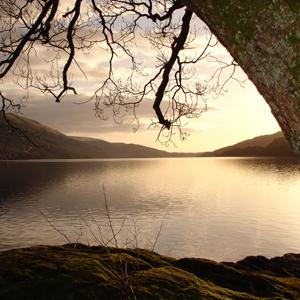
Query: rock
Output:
[[0, 245, 300, 299]]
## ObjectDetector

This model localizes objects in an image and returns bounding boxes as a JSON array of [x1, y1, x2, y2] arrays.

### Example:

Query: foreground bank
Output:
[[0, 244, 299, 299]]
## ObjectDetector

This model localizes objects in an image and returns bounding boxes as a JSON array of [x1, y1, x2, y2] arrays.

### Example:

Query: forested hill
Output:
[[0, 113, 193, 160], [198, 132, 296, 157]]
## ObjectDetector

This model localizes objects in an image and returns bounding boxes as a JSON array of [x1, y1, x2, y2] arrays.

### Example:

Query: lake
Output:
[[0, 157, 299, 262]]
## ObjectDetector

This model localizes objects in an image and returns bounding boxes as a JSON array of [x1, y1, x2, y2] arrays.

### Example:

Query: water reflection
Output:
[[0, 158, 299, 261]]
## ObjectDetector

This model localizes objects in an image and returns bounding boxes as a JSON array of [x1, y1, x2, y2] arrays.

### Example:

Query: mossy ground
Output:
[[0, 244, 299, 299]]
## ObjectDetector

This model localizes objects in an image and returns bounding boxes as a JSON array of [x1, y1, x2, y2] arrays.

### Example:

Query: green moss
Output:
[[193, 0, 276, 45], [130, 266, 259, 299], [286, 0, 300, 10], [0, 245, 300, 300]]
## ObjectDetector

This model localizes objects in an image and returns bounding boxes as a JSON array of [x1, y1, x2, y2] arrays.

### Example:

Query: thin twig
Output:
[[103, 184, 118, 248], [40, 210, 72, 244], [152, 214, 167, 252]]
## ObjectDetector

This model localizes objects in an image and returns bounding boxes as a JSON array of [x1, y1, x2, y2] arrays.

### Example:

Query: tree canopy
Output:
[[0, 0, 299, 153], [0, 0, 244, 145]]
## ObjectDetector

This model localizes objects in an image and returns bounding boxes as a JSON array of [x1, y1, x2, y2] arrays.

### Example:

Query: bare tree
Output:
[[0, 0, 240, 144]]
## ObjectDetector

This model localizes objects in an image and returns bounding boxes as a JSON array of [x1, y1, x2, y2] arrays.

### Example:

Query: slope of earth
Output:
[[0, 113, 191, 159], [199, 132, 295, 157]]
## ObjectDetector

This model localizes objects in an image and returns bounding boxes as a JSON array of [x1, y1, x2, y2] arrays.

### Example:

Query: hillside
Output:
[[0, 113, 192, 159], [1, 113, 296, 159], [198, 132, 296, 157]]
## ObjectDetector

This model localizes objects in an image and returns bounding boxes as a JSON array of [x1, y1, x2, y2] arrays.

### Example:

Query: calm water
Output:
[[0, 157, 300, 262]]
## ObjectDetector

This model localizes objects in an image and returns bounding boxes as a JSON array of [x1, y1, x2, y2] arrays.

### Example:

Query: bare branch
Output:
[[0, 0, 243, 146]]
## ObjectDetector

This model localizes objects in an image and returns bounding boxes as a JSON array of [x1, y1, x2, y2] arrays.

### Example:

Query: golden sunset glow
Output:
[[1, 1, 300, 299]]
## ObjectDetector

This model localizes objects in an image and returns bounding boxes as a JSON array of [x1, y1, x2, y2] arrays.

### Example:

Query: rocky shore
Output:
[[0, 244, 299, 299]]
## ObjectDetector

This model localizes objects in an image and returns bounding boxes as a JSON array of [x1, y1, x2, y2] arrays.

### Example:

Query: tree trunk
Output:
[[184, 0, 300, 155]]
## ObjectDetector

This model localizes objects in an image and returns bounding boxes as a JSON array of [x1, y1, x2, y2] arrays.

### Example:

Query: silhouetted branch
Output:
[[0, 91, 40, 149], [0, 0, 242, 145], [153, 9, 192, 129]]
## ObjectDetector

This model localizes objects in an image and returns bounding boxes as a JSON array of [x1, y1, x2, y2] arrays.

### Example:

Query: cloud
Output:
[[17, 92, 157, 135], [0, 3, 280, 153]]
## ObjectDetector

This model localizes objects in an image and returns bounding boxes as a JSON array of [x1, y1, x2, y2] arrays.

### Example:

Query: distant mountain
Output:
[[198, 132, 295, 157], [0, 113, 193, 159]]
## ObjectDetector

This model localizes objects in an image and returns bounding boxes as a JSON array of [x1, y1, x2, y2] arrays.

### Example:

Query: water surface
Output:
[[0, 157, 299, 261]]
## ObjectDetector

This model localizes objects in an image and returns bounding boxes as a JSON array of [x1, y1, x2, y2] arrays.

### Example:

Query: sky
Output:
[[1, 4, 280, 153]]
